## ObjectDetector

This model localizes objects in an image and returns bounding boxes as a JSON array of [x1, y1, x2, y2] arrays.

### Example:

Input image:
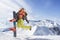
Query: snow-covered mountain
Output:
[[29, 19, 60, 35]]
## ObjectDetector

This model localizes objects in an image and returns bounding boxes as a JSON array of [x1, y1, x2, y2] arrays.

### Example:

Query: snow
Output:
[[0, 32, 60, 40], [0, 32, 17, 40], [28, 35, 60, 40]]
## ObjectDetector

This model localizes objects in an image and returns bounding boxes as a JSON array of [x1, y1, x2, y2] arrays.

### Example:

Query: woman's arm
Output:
[[9, 18, 16, 22]]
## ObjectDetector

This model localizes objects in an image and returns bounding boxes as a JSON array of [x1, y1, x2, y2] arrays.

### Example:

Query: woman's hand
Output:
[[9, 19, 16, 22]]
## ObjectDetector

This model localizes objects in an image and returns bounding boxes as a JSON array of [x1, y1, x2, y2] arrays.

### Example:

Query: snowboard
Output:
[[13, 11, 17, 37]]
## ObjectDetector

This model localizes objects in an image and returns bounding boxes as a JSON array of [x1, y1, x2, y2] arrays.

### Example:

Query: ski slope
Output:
[[0, 20, 60, 40], [0, 32, 60, 40]]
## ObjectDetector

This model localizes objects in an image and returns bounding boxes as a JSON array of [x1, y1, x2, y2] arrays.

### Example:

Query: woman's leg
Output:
[[17, 19, 31, 30]]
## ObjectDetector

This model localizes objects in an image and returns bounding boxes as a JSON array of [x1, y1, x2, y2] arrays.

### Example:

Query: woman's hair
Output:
[[16, 8, 24, 21], [19, 8, 24, 12]]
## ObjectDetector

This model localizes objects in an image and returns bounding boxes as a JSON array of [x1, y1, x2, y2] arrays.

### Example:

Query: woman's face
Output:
[[18, 8, 25, 19], [18, 15, 23, 19]]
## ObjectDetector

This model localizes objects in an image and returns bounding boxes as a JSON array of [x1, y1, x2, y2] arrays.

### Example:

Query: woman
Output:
[[10, 8, 31, 30], [17, 8, 29, 23]]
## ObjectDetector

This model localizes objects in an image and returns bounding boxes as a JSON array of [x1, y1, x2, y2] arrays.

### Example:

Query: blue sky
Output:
[[25, 0, 60, 20], [0, 0, 60, 21]]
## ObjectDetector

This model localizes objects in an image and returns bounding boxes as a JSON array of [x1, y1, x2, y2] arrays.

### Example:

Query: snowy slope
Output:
[[0, 32, 18, 40], [0, 19, 60, 40], [0, 32, 60, 40]]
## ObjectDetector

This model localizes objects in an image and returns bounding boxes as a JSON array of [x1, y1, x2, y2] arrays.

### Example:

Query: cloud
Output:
[[13, 0, 32, 13], [0, 0, 32, 19], [0, 0, 20, 11]]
